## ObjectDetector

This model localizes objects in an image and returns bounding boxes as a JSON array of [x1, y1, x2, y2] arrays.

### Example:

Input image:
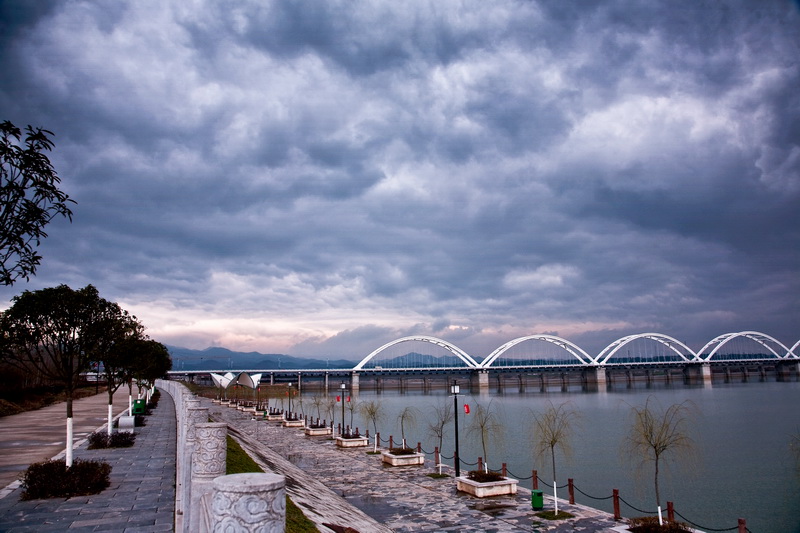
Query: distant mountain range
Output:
[[166, 346, 356, 371], [167, 346, 462, 371]]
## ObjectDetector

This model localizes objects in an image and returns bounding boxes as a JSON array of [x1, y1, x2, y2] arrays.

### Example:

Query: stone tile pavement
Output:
[[208, 398, 625, 533], [0, 391, 176, 533]]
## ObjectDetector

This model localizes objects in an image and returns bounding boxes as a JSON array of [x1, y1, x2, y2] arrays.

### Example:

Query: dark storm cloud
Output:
[[0, 0, 797, 358]]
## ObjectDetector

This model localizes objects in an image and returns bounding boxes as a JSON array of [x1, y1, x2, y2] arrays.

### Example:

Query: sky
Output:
[[1, 0, 798, 361]]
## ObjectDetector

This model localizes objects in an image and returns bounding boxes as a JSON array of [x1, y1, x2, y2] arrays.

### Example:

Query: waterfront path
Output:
[[0, 389, 133, 490], [0, 390, 175, 532], [208, 398, 623, 532]]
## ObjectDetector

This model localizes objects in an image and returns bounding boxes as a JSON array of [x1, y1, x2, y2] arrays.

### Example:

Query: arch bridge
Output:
[[169, 331, 799, 393]]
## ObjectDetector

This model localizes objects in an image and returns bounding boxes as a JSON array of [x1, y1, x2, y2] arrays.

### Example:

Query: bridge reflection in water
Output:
[[170, 330, 800, 394]]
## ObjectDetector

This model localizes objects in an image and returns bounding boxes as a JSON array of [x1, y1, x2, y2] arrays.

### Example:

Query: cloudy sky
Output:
[[1, 0, 798, 360]]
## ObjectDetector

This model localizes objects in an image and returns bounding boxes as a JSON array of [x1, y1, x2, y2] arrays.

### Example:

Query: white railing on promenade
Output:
[[156, 379, 286, 532]]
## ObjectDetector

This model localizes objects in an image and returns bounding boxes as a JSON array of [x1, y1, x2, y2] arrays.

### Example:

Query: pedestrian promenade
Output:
[[0, 390, 175, 532], [0, 386, 623, 532], [0, 388, 133, 490], [208, 398, 623, 532]]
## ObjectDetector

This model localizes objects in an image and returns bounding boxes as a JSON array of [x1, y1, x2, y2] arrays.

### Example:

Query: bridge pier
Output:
[[473, 370, 490, 392], [518, 374, 525, 393], [684, 363, 712, 385], [351, 372, 360, 395], [583, 367, 607, 391], [777, 361, 799, 381]]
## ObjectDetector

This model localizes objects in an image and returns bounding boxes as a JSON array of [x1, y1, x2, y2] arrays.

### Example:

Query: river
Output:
[[293, 379, 800, 532]]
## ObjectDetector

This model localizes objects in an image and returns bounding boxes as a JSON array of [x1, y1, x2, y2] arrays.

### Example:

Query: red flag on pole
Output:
[[347, 396, 351, 402], [336, 395, 341, 402], [464, 404, 470, 414]]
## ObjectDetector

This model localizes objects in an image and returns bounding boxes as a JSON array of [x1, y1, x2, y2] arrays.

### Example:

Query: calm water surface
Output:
[[299, 379, 800, 533]]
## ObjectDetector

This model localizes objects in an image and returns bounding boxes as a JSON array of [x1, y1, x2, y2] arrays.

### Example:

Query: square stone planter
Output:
[[266, 414, 284, 421], [304, 426, 332, 436], [456, 476, 519, 497], [381, 451, 425, 466], [335, 436, 370, 448], [283, 419, 304, 428]]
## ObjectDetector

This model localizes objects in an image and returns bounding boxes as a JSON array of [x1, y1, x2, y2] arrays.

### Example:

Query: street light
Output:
[[288, 382, 293, 415], [451, 380, 461, 478], [340, 382, 347, 435]]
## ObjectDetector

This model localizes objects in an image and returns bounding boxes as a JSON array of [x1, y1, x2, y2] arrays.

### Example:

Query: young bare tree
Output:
[[359, 399, 385, 436], [533, 401, 580, 514], [345, 395, 359, 428], [310, 394, 325, 420], [625, 397, 695, 525], [467, 400, 504, 471], [396, 406, 419, 449], [427, 398, 454, 454]]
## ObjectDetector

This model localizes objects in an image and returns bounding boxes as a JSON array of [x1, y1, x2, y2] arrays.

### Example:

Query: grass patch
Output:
[[226, 436, 319, 533], [535, 510, 575, 520]]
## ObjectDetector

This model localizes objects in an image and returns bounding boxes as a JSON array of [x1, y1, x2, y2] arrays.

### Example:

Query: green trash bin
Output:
[[531, 489, 543, 510], [132, 399, 146, 415]]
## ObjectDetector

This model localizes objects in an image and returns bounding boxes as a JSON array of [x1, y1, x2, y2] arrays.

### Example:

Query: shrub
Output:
[[134, 414, 146, 427], [87, 431, 137, 449], [21, 459, 111, 500], [109, 432, 136, 447], [87, 431, 109, 449], [628, 517, 692, 532], [388, 447, 417, 455], [466, 470, 505, 483]]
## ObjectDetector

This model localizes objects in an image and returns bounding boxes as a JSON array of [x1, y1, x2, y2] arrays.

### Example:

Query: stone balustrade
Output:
[[157, 379, 287, 532]]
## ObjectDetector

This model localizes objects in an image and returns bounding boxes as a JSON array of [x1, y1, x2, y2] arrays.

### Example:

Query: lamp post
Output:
[[288, 382, 293, 415], [451, 380, 461, 478], [340, 382, 347, 435]]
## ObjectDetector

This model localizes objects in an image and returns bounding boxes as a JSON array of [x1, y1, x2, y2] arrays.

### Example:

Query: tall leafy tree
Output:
[[625, 397, 695, 525], [126, 338, 171, 399], [88, 301, 144, 435], [0, 284, 105, 466], [0, 120, 74, 285]]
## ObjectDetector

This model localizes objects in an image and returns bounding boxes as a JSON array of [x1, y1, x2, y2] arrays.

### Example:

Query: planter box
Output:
[[283, 419, 304, 428], [456, 476, 519, 497], [381, 451, 425, 466], [305, 426, 333, 436], [267, 414, 284, 421], [335, 436, 369, 448]]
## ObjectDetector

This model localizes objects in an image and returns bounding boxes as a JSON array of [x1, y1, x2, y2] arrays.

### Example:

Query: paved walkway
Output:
[[0, 389, 133, 490], [0, 391, 175, 532], [208, 399, 624, 533], [0, 387, 624, 532]]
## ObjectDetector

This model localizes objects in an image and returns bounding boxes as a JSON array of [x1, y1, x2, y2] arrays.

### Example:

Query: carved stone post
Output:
[[183, 405, 208, 531], [190, 423, 227, 533], [211, 473, 286, 532]]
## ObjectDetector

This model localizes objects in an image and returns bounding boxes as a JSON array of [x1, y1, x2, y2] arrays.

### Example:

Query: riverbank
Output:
[[207, 397, 623, 532]]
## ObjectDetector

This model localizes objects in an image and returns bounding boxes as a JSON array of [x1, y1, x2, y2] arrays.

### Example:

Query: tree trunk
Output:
[[65, 396, 74, 468], [551, 447, 558, 514]]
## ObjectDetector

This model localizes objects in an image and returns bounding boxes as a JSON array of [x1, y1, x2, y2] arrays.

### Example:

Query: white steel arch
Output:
[[789, 339, 800, 359], [594, 333, 699, 365], [354, 335, 479, 370], [480, 334, 593, 368], [697, 331, 792, 362]]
